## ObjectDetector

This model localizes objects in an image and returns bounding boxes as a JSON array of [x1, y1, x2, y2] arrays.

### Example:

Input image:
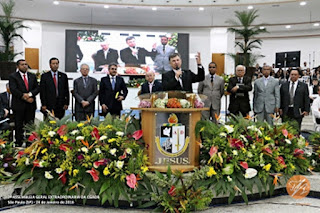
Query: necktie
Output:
[[211, 75, 214, 86], [149, 83, 153, 93], [23, 74, 29, 91], [238, 77, 242, 83], [163, 45, 166, 53], [105, 51, 108, 60], [112, 77, 115, 90], [289, 82, 294, 105], [53, 73, 58, 96], [84, 77, 88, 88]]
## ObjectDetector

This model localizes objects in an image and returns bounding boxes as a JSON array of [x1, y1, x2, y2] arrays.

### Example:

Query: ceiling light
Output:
[[152, 7, 157, 11], [300, 1, 307, 6], [53, 1, 59, 5], [286, 25, 291, 29], [259, 26, 265, 30], [199, 7, 204, 11], [104, 5, 109, 8], [314, 23, 320, 27], [248, 5, 253, 10]]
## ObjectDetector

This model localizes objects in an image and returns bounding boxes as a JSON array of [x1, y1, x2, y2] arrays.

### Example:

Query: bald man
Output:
[[140, 71, 163, 94]]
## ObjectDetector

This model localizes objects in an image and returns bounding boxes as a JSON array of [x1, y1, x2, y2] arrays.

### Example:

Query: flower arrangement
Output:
[[222, 74, 233, 94], [154, 98, 191, 109], [309, 132, 320, 172], [127, 78, 146, 88], [0, 131, 17, 182], [15, 115, 148, 207], [138, 100, 151, 108], [77, 31, 104, 42]]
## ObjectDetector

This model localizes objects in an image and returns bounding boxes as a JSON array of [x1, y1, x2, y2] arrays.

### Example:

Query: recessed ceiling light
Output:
[[259, 26, 265, 30], [152, 7, 157, 11], [53, 1, 59, 5], [300, 1, 307, 6], [104, 5, 109, 9], [248, 5, 253, 10], [199, 7, 204, 11], [314, 23, 320, 27], [286, 25, 291, 29]]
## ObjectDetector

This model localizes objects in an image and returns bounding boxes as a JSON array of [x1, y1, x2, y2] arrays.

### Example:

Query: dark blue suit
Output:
[[140, 80, 163, 94]]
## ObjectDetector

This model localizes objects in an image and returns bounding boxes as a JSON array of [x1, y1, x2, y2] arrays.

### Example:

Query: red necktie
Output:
[[53, 73, 57, 92], [23, 74, 29, 91]]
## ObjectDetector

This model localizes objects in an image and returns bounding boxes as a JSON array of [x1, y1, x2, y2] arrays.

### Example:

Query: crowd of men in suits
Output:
[[0, 51, 318, 147]]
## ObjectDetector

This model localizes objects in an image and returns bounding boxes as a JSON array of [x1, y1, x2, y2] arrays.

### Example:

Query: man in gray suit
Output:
[[253, 65, 280, 125], [153, 36, 176, 74], [73, 64, 98, 121], [198, 62, 225, 123]]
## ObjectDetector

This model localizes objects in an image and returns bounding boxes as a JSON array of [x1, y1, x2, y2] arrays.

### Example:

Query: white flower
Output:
[[227, 176, 232, 182], [95, 148, 102, 154], [232, 150, 238, 156], [116, 161, 124, 169], [76, 136, 85, 140], [126, 148, 132, 155], [297, 135, 306, 147], [219, 132, 227, 137], [55, 168, 63, 174], [180, 99, 191, 108], [39, 160, 45, 168], [247, 152, 253, 158], [70, 130, 79, 135], [25, 158, 30, 165], [48, 131, 56, 137], [12, 163, 16, 167], [81, 147, 88, 153], [251, 144, 256, 149], [244, 168, 258, 179], [99, 135, 107, 141], [260, 163, 265, 167], [116, 131, 124, 137], [239, 135, 248, 143], [110, 148, 117, 156], [312, 159, 317, 166], [224, 125, 234, 134], [1, 144, 5, 148], [44, 171, 54, 179], [0, 154, 3, 159], [257, 130, 262, 136], [285, 139, 291, 144]]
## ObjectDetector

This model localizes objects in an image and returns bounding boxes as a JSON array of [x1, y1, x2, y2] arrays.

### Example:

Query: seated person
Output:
[[309, 78, 319, 103], [140, 71, 163, 94], [0, 99, 10, 131], [312, 86, 320, 124]]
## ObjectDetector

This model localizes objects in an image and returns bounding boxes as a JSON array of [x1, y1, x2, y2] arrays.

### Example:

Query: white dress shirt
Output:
[[312, 96, 320, 119]]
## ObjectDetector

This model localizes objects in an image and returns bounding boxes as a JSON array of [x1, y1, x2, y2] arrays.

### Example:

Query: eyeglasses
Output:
[[110, 68, 117, 70], [209, 66, 216, 68]]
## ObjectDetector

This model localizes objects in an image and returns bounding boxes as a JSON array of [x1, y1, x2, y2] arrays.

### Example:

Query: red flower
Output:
[[91, 127, 100, 140], [33, 159, 40, 167], [93, 159, 107, 168], [168, 185, 176, 197], [209, 146, 218, 157], [277, 156, 287, 168], [17, 150, 24, 159], [86, 168, 100, 182], [229, 138, 244, 150], [57, 125, 68, 136], [119, 151, 127, 160], [126, 174, 137, 189], [59, 144, 70, 152], [262, 147, 273, 155], [77, 155, 84, 160], [58, 171, 67, 185], [240, 161, 248, 169], [28, 132, 39, 142], [293, 148, 304, 157], [282, 129, 288, 137], [132, 130, 143, 140]]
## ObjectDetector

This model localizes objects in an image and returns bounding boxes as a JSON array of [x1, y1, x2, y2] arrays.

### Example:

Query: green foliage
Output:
[[168, 33, 178, 48]]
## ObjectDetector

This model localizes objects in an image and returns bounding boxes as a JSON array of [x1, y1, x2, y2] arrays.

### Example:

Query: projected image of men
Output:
[[92, 40, 119, 71], [153, 36, 176, 74]]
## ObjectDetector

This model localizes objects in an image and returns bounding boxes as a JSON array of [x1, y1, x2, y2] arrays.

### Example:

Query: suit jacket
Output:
[[141, 80, 163, 94], [93, 48, 119, 71], [9, 71, 39, 112], [227, 76, 252, 114], [0, 97, 6, 119], [0, 92, 9, 109], [40, 71, 70, 110], [73, 76, 98, 113], [198, 74, 224, 111], [153, 45, 175, 72], [120, 47, 156, 65], [99, 75, 128, 114], [280, 81, 310, 118], [162, 66, 205, 92], [253, 76, 280, 114]]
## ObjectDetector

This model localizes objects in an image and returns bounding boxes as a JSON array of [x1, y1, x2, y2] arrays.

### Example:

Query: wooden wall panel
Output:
[[25, 48, 39, 70], [211, 53, 225, 76]]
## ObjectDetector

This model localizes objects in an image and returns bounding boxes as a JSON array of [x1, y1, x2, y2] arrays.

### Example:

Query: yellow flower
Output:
[[290, 164, 295, 170], [77, 123, 84, 127], [207, 167, 217, 177], [108, 138, 117, 143], [260, 127, 264, 131], [73, 169, 79, 177], [103, 167, 110, 176], [263, 163, 271, 171], [200, 127, 205, 132], [41, 148, 48, 154], [265, 136, 271, 141], [241, 148, 247, 153], [106, 125, 113, 129], [141, 166, 149, 173], [62, 136, 68, 142], [49, 120, 56, 124]]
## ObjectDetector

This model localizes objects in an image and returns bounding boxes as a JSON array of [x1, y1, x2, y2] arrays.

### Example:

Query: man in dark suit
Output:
[[99, 63, 128, 116], [40, 57, 70, 119], [0, 83, 11, 110], [9, 59, 39, 146], [0, 95, 9, 131], [227, 65, 252, 117], [162, 52, 204, 92], [93, 40, 118, 71], [73, 64, 98, 121], [120, 36, 156, 66], [280, 69, 310, 130], [140, 71, 163, 94]]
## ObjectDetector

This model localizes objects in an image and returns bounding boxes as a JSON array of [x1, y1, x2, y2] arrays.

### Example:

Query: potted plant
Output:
[[0, 0, 29, 80], [226, 9, 267, 78]]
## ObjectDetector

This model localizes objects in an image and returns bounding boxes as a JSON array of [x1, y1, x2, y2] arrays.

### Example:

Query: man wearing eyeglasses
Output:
[[99, 63, 128, 116], [198, 62, 224, 123]]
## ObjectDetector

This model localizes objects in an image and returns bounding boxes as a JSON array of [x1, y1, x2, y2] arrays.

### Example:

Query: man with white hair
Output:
[[227, 65, 252, 117], [140, 71, 163, 94], [93, 40, 118, 71]]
